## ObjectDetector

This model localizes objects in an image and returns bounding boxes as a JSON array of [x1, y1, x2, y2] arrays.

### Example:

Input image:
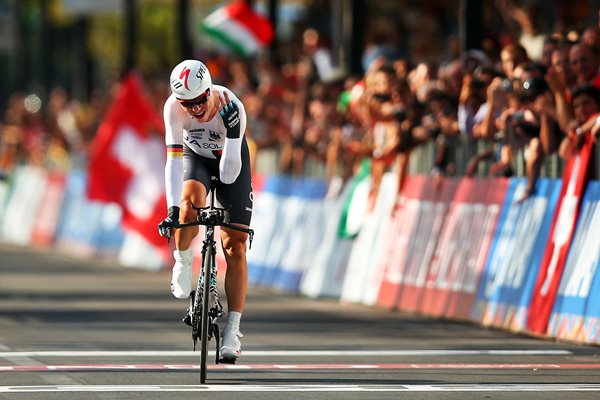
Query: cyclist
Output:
[[158, 59, 253, 360]]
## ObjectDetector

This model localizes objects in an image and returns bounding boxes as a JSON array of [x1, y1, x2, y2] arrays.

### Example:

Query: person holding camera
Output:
[[363, 63, 403, 209], [501, 77, 560, 201]]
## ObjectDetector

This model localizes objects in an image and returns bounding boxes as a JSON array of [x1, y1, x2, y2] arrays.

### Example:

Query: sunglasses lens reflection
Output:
[[179, 89, 210, 108], [181, 96, 208, 108]]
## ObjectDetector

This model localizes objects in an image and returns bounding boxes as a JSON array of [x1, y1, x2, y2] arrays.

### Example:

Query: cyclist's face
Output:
[[179, 89, 212, 122]]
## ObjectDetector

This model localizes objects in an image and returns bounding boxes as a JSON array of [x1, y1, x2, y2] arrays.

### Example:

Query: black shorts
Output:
[[183, 138, 253, 226]]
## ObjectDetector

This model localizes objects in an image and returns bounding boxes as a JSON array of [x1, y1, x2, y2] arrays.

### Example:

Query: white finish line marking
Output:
[[2, 384, 600, 392], [0, 349, 573, 358], [2, 363, 600, 372]]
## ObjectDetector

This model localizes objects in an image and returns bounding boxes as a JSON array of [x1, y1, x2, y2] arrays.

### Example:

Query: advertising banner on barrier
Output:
[[340, 172, 397, 305], [548, 181, 600, 344], [55, 170, 106, 255], [247, 175, 328, 291], [527, 136, 594, 334], [376, 175, 432, 309], [394, 178, 459, 313], [0, 179, 10, 226], [273, 178, 328, 291], [472, 178, 561, 331], [247, 175, 291, 284], [299, 180, 356, 299], [419, 178, 507, 319], [1, 166, 47, 245], [30, 171, 67, 246]]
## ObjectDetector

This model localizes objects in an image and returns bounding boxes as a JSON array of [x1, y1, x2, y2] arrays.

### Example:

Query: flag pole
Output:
[[177, 0, 193, 60], [123, 0, 136, 76]]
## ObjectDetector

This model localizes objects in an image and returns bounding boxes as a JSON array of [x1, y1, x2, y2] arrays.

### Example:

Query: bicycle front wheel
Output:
[[199, 244, 214, 384]]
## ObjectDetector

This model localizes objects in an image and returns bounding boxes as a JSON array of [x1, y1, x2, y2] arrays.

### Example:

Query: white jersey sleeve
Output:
[[163, 95, 186, 208], [218, 89, 247, 184]]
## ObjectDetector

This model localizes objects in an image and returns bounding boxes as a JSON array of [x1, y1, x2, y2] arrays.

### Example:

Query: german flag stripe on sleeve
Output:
[[166, 144, 184, 157]]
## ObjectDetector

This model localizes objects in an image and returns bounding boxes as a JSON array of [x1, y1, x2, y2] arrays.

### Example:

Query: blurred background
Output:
[[2, 0, 600, 233], [1, 0, 598, 99], [1, 0, 600, 182]]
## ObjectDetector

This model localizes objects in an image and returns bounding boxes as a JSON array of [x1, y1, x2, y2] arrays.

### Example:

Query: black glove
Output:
[[158, 206, 180, 238], [220, 101, 241, 139]]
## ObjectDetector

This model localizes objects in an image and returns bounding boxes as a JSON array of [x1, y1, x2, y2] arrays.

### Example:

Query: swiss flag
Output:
[[87, 74, 167, 249], [526, 134, 594, 334]]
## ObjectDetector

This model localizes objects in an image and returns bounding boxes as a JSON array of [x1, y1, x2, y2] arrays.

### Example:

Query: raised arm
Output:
[[218, 90, 247, 184]]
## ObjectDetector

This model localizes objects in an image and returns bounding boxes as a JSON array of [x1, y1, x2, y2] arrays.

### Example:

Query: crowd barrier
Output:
[[1, 162, 600, 345]]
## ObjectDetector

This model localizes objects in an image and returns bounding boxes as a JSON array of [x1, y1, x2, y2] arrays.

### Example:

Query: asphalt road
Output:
[[1, 242, 600, 400]]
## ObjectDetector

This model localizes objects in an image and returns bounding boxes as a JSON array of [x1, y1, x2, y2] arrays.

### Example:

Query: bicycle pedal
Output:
[[182, 314, 192, 327], [219, 357, 236, 364]]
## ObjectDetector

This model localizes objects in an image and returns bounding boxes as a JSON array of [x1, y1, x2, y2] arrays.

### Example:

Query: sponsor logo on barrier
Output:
[[483, 196, 548, 298], [548, 181, 600, 343], [473, 178, 561, 331], [383, 199, 427, 285], [427, 203, 499, 292], [557, 201, 600, 298]]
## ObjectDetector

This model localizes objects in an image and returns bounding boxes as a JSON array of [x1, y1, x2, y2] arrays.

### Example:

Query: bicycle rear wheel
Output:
[[199, 244, 214, 384]]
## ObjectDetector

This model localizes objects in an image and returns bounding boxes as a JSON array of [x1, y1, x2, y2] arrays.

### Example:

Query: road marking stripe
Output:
[[2, 363, 600, 372], [2, 384, 600, 392], [0, 349, 573, 357]]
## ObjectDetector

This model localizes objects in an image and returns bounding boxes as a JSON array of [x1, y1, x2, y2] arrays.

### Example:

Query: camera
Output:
[[470, 79, 487, 90], [393, 108, 407, 121], [507, 110, 539, 138], [500, 78, 513, 92], [373, 93, 392, 102]]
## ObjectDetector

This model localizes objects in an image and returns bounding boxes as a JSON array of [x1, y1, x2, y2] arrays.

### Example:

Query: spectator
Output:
[[496, 0, 548, 62], [569, 41, 600, 87], [459, 66, 497, 138], [327, 76, 370, 184], [499, 77, 561, 201], [558, 84, 600, 159], [363, 63, 402, 209], [499, 43, 529, 81]]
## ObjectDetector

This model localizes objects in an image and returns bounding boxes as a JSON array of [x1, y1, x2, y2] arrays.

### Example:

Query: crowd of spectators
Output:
[[1, 2, 600, 209]]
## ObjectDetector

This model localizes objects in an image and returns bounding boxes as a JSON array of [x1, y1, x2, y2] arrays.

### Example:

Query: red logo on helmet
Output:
[[179, 66, 191, 90]]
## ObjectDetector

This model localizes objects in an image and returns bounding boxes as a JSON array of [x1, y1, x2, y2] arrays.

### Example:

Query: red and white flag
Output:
[[202, 0, 274, 57], [526, 134, 594, 334], [87, 74, 167, 249]]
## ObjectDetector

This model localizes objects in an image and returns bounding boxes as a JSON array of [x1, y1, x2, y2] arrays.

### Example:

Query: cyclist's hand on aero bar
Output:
[[158, 206, 180, 238]]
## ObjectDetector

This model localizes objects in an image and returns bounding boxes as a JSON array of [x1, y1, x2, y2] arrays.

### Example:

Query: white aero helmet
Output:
[[169, 59, 212, 100]]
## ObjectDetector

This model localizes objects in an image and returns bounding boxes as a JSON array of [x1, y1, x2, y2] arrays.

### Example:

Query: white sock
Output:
[[174, 248, 193, 260], [226, 311, 242, 333]]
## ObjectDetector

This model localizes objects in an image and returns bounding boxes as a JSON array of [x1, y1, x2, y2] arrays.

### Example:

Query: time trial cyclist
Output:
[[158, 59, 253, 360]]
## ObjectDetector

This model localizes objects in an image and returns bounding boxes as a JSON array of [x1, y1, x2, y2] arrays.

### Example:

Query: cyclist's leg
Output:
[[175, 148, 213, 250], [170, 149, 212, 298], [217, 138, 252, 358], [220, 228, 249, 312], [217, 137, 253, 312], [219, 228, 248, 359]]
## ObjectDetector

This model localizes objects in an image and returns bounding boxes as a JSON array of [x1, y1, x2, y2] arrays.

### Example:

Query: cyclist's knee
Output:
[[179, 199, 197, 222], [222, 237, 247, 259]]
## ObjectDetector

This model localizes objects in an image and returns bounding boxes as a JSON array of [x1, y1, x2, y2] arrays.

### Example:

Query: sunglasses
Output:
[[179, 89, 210, 108]]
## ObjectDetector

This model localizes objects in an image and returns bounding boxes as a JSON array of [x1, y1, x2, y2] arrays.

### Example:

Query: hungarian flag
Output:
[[201, 1, 274, 57], [87, 74, 167, 248]]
